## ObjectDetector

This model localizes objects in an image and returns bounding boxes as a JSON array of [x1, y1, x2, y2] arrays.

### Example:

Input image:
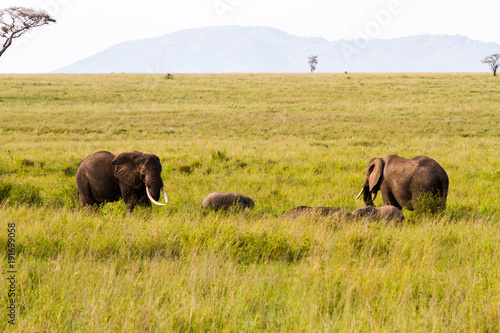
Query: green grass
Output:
[[0, 73, 499, 332]]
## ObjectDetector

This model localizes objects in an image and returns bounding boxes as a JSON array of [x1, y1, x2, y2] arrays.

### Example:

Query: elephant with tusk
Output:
[[76, 151, 168, 212], [356, 155, 449, 212]]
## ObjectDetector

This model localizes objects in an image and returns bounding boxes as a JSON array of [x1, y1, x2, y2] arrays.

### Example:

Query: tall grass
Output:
[[0, 73, 499, 331]]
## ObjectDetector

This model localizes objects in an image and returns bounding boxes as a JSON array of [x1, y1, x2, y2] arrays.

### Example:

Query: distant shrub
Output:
[[235, 160, 248, 168], [211, 150, 229, 162], [191, 161, 202, 169], [20, 159, 35, 167], [179, 161, 202, 174], [179, 165, 193, 174], [62, 166, 77, 177]]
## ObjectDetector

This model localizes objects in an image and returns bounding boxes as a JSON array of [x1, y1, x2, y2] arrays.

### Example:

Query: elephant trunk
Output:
[[364, 188, 376, 207], [145, 177, 168, 206], [359, 182, 376, 207], [146, 177, 163, 200]]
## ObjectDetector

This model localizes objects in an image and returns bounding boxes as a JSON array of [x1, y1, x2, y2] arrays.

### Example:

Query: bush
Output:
[[20, 159, 35, 167], [414, 192, 444, 215]]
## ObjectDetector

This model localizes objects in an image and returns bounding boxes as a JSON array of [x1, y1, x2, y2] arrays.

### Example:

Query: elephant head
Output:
[[356, 158, 384, 207], [112, 151, 168, 206]]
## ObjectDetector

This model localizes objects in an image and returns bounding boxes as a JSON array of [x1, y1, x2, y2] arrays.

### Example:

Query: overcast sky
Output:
[[0, 0, 498, 73]]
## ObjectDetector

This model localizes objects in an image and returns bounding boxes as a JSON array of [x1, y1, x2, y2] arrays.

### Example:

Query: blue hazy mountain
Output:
[[53, 26, 500, 73]]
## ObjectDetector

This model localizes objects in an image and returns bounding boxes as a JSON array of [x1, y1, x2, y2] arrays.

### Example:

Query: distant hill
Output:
[[53, 26, 500, 73]]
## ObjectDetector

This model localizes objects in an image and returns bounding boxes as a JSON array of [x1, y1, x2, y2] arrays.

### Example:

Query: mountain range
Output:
[[53, 26, 500, 73]]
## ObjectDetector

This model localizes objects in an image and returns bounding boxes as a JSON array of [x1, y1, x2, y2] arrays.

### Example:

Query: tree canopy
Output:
[[481, 53, 500, 76], [0, 7, 56, 58], [308, 55, 318, 73]]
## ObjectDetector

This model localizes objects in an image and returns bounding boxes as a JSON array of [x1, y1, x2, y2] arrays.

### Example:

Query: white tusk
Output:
[[162, 187, 168, 204], [355, 188, 364, 200], [146, 187, 167, 206], [372, 191, 378, 201]]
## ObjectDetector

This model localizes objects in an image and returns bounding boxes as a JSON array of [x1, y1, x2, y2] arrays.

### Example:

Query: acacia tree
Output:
[[0, 7, 56, 58], [308, 55, 318, 73], [481, 53, 500, 76]]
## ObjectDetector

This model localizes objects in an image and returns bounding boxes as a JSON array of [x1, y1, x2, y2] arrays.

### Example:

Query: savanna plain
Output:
[[0, 73, 499, 332]]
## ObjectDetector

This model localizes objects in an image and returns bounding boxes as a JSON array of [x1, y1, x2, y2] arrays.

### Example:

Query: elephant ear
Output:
[[112, 151, 144, 187], [368, 158, 384, 192]]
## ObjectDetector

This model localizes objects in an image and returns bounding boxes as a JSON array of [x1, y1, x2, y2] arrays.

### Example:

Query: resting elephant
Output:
[[351, 206, 405, 222], [356, 155, 449, 211], [282, 206, 346, 219], [76, 151, 168, 212], [202, 192, 255, 211]]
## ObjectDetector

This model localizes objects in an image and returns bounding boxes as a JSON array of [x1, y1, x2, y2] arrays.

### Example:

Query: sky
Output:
[[0, 0, 499, 73]]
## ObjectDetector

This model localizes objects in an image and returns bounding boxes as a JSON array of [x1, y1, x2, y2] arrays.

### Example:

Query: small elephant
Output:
[[356, 155, 449, 211], [351, 205, 405, 222], [202, 192, 255, 211], [282, 206, 346, 219], [76, 151, 168, 212]]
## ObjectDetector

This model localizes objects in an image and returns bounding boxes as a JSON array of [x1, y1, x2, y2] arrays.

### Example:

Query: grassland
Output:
[[0, 73, 499, 332]]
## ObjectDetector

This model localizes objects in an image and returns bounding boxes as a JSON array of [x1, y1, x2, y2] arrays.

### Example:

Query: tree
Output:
[[308, 55, 318, 73], [0, 7, 56, 58], [481, 53, 500, 76]]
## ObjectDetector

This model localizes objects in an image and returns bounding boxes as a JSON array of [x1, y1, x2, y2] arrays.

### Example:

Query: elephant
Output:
[[351, 205, 405, 222], [202, 192, 255, 211], [76, 151, 168, 212], [356, 155, 449, 211], [282, 206, 346, 219]]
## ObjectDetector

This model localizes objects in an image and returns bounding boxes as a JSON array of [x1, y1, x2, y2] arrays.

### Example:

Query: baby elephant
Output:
[[202, 192, 255, 211], [282, 206, 345, 219], [351, 205, 405, 222]]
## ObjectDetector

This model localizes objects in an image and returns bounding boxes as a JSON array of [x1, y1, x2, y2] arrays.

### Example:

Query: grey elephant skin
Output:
[[351, 206, 405, 222], [76, 151, 167, 212], [358, 155, 449, 211], [202, 192, 255, 211], [282, 206, 346, 219]]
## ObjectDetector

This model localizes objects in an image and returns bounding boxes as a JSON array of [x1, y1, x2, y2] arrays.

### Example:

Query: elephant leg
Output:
[[78, 181, 98, 207], [135, 186, 151, 207], [382, 191, 402, 210], [123, 195, 137, 212], [119, 183, 138, 213]]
